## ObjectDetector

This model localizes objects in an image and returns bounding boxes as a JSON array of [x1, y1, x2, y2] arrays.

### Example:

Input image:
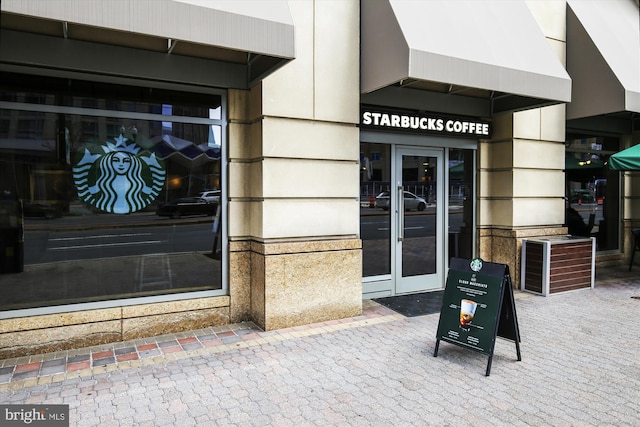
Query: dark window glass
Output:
[[0, 75, 223, 312], [448, 148, 474, 261], [565, 135, 619, 251], [0, 72, 221, 118], [360, 143, 391, 277]]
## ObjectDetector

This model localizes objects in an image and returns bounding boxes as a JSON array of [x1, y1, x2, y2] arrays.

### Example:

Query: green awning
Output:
[[609, 144, 640, 170]]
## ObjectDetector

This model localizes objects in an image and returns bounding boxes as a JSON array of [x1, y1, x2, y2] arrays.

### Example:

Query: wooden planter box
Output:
[[521, 236, 595, 296]]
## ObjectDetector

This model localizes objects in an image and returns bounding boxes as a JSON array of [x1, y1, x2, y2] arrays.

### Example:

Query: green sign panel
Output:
[[434, 258, 521, 376]]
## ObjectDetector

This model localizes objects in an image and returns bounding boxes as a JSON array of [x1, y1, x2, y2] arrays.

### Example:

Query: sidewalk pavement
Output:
[[1, 267, 640, 426]]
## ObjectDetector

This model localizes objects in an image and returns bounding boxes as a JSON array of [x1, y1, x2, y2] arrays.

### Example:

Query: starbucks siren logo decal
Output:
[[73, 133, 166, 214], [470, 258, 483, 273]]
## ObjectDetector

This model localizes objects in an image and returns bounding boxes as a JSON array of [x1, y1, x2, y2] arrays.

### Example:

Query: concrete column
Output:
[[479, 106, 567, 286], [477, 1, 570, 286], [228, 0, 362, 330]]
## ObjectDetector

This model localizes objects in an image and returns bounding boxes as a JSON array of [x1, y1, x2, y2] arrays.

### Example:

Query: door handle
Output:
[[398, 185, 404, 242]]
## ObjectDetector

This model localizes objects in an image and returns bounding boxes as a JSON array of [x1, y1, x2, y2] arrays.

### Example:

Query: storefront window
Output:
[[360, 143, 391, 277], [565, 135, 619, 251], [0, 73, 225, 313], [448, 149, 475, 261]]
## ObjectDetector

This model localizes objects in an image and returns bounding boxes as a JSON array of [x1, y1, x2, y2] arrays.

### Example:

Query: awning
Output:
[[567, 0, 640, 120], [609, 144, 640, 171], [361, 0, 572, 115], [0, 0, 295, 87]]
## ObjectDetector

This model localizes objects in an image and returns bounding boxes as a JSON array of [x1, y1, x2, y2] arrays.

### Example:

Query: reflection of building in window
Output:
[[565, 135, 619, 251], [17, 116, 45, 139], [73, 134, 166, 214]]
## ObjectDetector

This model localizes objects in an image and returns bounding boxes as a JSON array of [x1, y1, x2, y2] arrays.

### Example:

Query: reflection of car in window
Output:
[[594, 179, 606, 204], [570, 189, 594, 204], [375, 191, 427, 211], [155, 197, 217, 219], [23, 202, 60, 219], [198, 190, 221, 204]]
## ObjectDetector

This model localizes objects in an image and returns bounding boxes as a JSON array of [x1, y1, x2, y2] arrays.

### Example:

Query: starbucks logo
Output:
[[470, 258, 483, 272], [73, 134, 166, 214]]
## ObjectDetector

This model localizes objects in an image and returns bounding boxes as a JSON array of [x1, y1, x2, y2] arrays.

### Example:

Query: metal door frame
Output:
[[360, 130, 477, 299], [393, 146, 445, 294]]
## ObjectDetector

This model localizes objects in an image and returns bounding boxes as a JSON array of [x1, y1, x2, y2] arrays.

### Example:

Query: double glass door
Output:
[[360, 144, 445, 296]]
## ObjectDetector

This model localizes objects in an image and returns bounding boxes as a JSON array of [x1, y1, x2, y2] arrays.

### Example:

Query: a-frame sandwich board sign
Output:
[[434, 258, 521, 376]]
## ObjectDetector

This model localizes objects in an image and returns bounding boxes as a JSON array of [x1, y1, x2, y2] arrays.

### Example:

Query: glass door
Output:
[[395, 147, 444, 294]]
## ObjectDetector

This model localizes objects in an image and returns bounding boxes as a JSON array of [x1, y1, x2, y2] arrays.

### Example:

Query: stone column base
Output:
[[479, 227, 568, 287], [247, 238, 362, 331]]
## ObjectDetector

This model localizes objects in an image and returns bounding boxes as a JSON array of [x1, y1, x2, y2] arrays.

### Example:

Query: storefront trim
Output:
[[0, 290, 224, 321], [0, 101, 223, 127], [360, 131, 478, 151]]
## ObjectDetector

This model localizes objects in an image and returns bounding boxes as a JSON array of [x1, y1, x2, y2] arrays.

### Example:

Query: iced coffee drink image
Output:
[[459, 299, 478, 331]]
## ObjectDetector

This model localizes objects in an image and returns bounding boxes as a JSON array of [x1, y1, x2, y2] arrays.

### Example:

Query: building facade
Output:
[[0, 0, 638, 359]]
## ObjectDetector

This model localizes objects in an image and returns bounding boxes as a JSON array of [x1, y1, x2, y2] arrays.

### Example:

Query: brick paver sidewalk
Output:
[[1, 278, 639, 426]]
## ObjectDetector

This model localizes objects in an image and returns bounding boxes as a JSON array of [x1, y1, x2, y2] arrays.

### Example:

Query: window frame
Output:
[[0, 81, 228, 320]]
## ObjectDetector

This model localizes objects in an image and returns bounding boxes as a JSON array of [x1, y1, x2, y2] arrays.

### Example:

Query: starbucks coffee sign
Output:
[[360, 107, 492, 138]]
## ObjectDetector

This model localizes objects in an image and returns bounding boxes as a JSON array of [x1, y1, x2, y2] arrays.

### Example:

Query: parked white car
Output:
[[375, 191, 427, 211], [198, 190, 221, 204]]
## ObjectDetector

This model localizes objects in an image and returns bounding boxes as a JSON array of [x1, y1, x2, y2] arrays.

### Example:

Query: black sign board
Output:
[[360, 107, 493, 139], [434, 258, 521, 376]]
